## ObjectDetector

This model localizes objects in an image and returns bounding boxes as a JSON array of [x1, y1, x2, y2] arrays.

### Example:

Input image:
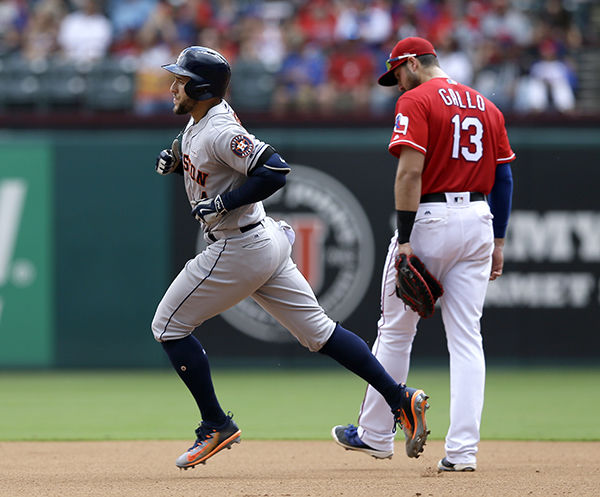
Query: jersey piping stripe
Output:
[[389, 139, 427, 154], [496, 153, 516, 163], [378, 243, 399, 330], [159, 240, 228, 341]]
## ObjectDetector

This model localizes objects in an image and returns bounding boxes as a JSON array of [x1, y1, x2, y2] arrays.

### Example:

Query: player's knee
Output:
[[151, 315, 176, 342], [294, 320, 336, 352], [151, 324, 190, 342], [151, 315, 165, 342], [151, 314, 195, 342]]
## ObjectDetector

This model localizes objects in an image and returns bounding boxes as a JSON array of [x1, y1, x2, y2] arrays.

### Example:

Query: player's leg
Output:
[[254, 268, 429, 458], [152, 227, 283, 468], [343, 236, 420, 457], [163, 335, 242, 469], [152, 244, 245, 468], [252, 226, 429, 457], [153, 232, 282, 342], [152, 244, 238, 430], [437, 212, 493, 470], [251, 249, 400, 402], [438, 260, 488, 469]]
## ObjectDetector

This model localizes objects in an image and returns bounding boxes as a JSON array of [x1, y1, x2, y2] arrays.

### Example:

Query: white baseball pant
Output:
[[357, 193, 494, 465], [152, 216, 336, 352]]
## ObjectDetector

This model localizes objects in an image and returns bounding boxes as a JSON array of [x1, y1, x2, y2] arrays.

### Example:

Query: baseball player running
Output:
[[332, 37, 515, 471], [151, 46, 430, 470]]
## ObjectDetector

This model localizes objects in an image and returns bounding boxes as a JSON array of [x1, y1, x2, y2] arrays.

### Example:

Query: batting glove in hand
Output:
[[155, 149, 179, 175], [191, 195, 228, 224]]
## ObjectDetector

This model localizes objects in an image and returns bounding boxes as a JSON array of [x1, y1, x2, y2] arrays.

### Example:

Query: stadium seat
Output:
[[42, 58, 87, 109], [229, 59, 276, 112], [83, 57, 136, 111], [0, 55, 47, 109]]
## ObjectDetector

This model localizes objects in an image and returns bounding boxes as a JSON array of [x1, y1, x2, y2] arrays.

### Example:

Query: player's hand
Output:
[[155, 149, 179, 175], [490, 239, 505, 281], [191, 195, 228, 224], [396, 241, 413, 257]]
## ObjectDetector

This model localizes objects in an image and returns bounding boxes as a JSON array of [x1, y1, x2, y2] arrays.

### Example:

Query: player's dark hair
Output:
[[417, 54, 439, 68]]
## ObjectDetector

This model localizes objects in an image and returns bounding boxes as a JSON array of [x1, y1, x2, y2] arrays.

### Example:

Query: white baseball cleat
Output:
[[437, 457, 477, 472]]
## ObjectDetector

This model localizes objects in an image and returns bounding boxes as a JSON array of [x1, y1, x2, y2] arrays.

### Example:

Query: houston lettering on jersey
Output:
[[183, 154, 209, 187]]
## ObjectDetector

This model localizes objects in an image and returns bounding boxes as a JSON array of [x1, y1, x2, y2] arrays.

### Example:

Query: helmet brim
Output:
[[161, 63, 197, 79]]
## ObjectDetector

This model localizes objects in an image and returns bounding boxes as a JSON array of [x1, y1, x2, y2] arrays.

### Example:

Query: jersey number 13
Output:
[[451, 114, 483, 162]]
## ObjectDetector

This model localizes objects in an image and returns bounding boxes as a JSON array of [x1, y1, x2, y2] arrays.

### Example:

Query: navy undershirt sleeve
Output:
[[220, 153, 289, 211], [488, 162, 513, 238]]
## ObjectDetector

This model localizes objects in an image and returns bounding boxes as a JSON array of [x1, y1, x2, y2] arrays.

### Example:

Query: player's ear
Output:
[[407, 56, 419, 71]]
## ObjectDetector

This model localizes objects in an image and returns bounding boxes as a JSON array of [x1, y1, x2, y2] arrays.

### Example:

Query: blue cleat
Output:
[[331, 424, 393, 459]]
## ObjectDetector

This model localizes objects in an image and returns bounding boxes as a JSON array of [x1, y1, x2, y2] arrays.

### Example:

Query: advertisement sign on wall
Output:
[[0, 144, 53, 366]]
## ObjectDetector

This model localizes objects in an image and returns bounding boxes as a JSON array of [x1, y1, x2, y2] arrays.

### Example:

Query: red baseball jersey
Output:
[[388, 77, 515, 195]]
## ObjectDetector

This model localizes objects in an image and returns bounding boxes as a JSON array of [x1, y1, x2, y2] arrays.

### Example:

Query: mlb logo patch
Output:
[[230, 135, 254, 158]]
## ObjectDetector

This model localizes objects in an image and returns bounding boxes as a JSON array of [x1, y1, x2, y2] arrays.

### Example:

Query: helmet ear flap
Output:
[[185, 80, 211, 100]]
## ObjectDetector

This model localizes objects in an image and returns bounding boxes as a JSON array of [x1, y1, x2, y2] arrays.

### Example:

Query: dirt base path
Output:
[[1, 440, 598, 497]]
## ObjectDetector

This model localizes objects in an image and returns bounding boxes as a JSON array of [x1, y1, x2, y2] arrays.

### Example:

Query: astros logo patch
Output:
[[230, 135, 254, 158]]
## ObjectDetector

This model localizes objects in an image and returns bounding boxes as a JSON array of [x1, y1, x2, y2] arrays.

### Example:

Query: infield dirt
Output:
[[1, 440, 598, 496]]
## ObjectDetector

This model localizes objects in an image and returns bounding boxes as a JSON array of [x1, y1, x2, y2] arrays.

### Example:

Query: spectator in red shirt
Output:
[[324, 37, 375, 114], [295, 0, 337, 44]]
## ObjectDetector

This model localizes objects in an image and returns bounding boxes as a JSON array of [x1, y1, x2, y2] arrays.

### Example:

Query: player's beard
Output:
[[403, 68, 420, 91], [173, 97, 195, 115]]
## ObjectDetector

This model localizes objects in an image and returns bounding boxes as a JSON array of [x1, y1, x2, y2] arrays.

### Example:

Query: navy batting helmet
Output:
[[162, 46, 231, 101]]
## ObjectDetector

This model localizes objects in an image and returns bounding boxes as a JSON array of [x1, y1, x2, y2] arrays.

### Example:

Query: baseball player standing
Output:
[[151, 46, 430, 470], [332, 37, 515, 471]]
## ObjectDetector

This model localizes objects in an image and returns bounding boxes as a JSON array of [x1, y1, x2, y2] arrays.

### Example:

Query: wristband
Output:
[[396, 210, 416, 243]]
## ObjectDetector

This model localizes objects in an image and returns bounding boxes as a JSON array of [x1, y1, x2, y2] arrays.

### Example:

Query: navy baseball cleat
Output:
[[175, 415, 241, 469], [392, 386, 430, 458], [437, 457, 476, 472], [331, 424, 393, 459]]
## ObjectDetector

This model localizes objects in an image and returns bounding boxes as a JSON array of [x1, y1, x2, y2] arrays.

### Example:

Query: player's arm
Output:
[[222, 146, 290, 209], [487, 162, 513, 280], [394, 146, 425, 255], [192, 146, 290, 223]]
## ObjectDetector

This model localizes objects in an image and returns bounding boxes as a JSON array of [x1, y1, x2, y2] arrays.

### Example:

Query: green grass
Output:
[[0, 367, 598, 441]]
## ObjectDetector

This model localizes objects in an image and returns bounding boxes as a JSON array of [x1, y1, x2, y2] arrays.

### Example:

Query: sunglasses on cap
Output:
[[385, 53, 417, 71]]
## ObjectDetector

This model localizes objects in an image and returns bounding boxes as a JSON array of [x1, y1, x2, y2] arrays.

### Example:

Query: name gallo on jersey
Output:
[[438, 83, 486, 111]]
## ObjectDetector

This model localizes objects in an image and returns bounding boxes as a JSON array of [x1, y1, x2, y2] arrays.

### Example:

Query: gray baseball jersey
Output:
[[180, 100, 269, 234], [152, 99, 336, 350]]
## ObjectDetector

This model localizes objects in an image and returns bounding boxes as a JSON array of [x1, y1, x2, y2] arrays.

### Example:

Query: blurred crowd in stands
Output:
[[0, 0, 598, 117]]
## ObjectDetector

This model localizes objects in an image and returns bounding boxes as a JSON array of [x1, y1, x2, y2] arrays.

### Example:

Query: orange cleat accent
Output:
[[175, 416, 241, 468]]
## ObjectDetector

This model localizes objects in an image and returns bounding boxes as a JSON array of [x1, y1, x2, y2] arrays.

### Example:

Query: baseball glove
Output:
[[394, 254, 444, 318]]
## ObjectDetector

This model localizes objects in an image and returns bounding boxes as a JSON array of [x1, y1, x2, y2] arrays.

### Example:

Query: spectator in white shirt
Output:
[[515, 39, 576, 113], [57, 0, 112, 63]]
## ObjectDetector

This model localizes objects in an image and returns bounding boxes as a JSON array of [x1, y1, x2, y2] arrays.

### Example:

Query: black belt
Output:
[[420, 192, 485, 203], [240, 221, 262, 233], [207, 221, 262, 242]]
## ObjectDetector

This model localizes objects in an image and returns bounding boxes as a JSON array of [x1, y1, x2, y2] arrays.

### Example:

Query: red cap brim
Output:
[[378, 67, 398, 87]]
